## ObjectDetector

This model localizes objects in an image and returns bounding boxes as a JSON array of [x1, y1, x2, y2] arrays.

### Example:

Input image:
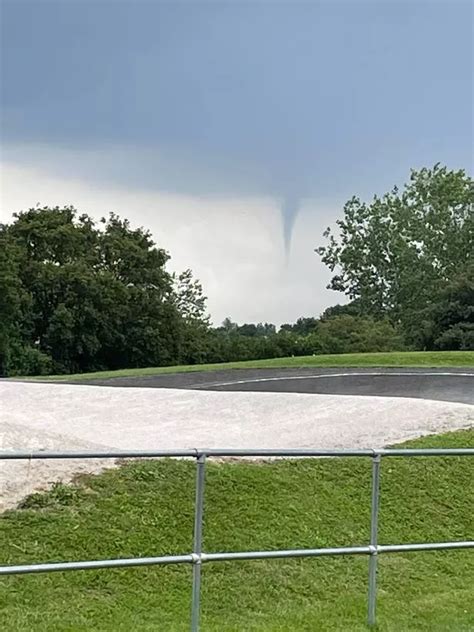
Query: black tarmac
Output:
[[73, 367, 474, 405]]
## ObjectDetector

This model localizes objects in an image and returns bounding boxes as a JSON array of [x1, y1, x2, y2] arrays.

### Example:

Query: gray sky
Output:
[[1, 0, 472, 324]]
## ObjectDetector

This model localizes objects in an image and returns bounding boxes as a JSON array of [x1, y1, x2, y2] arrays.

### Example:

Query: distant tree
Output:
[[237, 323, 258, 337], [279, 317, 318, 335], [174, 269, 209, 324], [320, 300, 362, 321], [256, 322, 277, 336], [173, 268, 210, 363], [219, 318, 239, 334], [316, 165, 473, 330], [317, 315, 405, 354]]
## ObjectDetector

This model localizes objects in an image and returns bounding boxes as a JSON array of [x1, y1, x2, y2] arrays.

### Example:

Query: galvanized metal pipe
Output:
[[1, 541, 472, 577], [191, 453, 206, 632], [199, 448, 474, 458], [0, 540, 474, 575], [377, 448, 474, 457], [0, 554, 193, 575], [0, 449, 198, 460], [199, 449, 376, 457], [1, 445, 473, 632], [378, 541, 474, 553], [368, 454, 381, 627], [198, 541, 474, 561], [202, 546, 372, 562], [1, 448, 472, 460]]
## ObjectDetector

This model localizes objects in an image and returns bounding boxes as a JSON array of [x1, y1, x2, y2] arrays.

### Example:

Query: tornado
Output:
[[281, 194, 301, 256]]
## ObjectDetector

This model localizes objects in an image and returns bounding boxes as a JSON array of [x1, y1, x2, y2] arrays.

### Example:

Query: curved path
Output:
[[76, 367, 474, 405], [1, 368, 473, 510]]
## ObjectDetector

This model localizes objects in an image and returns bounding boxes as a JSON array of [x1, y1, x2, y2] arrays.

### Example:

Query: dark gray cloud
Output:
[[2, 0, 473, 245]]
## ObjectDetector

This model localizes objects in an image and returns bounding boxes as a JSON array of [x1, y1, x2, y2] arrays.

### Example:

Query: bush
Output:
[[6, 343, 54, 376], [434, 323, 474, 351], [317, 315, 405, 354]]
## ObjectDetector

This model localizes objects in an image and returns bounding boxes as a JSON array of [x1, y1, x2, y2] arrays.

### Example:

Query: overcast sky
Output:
[[1, 0, 472, 325]]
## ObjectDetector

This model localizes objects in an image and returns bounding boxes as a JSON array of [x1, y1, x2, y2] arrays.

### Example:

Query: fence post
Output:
[[191, 452, 206, 632], [368, 453, 381, 627]]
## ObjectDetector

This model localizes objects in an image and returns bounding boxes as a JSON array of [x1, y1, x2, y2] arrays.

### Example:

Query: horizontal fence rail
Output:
[[2, 448, 474, 458], [1, 448, 473, 630]]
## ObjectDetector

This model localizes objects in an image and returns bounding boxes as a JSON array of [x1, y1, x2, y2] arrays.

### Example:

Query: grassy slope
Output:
[[26, 351, 474, 381], [0, 430, 473, 631]]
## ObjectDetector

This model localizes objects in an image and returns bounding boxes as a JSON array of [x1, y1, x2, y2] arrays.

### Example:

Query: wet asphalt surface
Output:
[[68, 367, 474, 405]]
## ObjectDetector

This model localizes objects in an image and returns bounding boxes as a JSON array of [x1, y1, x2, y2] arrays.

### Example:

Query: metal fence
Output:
[[1, 447, 473, 630]]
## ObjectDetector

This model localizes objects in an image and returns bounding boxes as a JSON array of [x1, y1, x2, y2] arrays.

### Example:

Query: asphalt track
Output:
[[74, 367, 474, 405]]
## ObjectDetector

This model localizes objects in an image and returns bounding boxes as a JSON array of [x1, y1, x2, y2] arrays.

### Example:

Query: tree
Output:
[[0, 226, 22, 374], [173, 269, 210, 364], [256, 322, 277, 336], [237, 323, 259, 337], [234, 323, 276, 337], [280, 317, 318, 335], [174, 269, 208, 323], [320, 300, 362, 321], [422, 265, 474, 350], [2, 206, 201, 374], [219, 318, 239, 334], [317, 315, 405, 354], [316, 165, 473, 331]]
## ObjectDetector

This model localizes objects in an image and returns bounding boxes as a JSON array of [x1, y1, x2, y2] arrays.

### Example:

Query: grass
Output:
[[0, 429, 473, 630], [24, 351, 474, 381]]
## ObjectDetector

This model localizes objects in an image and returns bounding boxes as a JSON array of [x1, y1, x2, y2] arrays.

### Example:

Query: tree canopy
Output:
[[0, 207, 208, 375], [316, 164, 473, 347]]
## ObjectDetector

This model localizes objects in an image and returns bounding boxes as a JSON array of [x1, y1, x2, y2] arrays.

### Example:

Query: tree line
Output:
[[0, 164, 472, 376]]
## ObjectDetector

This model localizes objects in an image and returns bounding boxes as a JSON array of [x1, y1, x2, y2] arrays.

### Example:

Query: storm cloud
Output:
[[1, 0, 472, 321]]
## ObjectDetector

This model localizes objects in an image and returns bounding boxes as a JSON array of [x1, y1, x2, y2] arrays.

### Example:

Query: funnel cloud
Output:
[[1, 1, 472, 319], [281, 195, 302, 254]]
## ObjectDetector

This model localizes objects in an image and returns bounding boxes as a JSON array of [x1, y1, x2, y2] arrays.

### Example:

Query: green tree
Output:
[[237, 323, 258, 337], [316, 165, 473, 331], [317, 315, 405, 354], [280, 317, 318, 335], [174, 269, 208, 323], [0, 226, 22, 374], [219, 318, 239, 334], [320, 301, 362, 321], [421, 265, 474, 351], [2, 206, 199, 374], [173, 268, 210, 364], [256, 322, 277, 336]]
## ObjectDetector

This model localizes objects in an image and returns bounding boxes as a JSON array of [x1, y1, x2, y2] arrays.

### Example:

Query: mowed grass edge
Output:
[[21, 350, 474, 381], [0, 429, 473, 631]]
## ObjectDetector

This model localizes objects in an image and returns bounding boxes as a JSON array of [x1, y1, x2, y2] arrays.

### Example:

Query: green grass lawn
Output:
[[25, 350, 474, 381], [0, 430, 473, 631]]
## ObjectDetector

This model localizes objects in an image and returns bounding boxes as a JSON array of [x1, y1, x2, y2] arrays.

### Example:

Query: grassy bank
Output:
[[24, 350, 474, 381], [1, 429, 473, 631]]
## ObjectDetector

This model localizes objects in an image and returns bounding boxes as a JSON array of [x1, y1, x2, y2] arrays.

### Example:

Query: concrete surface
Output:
[[1, 378, 473, 510]]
